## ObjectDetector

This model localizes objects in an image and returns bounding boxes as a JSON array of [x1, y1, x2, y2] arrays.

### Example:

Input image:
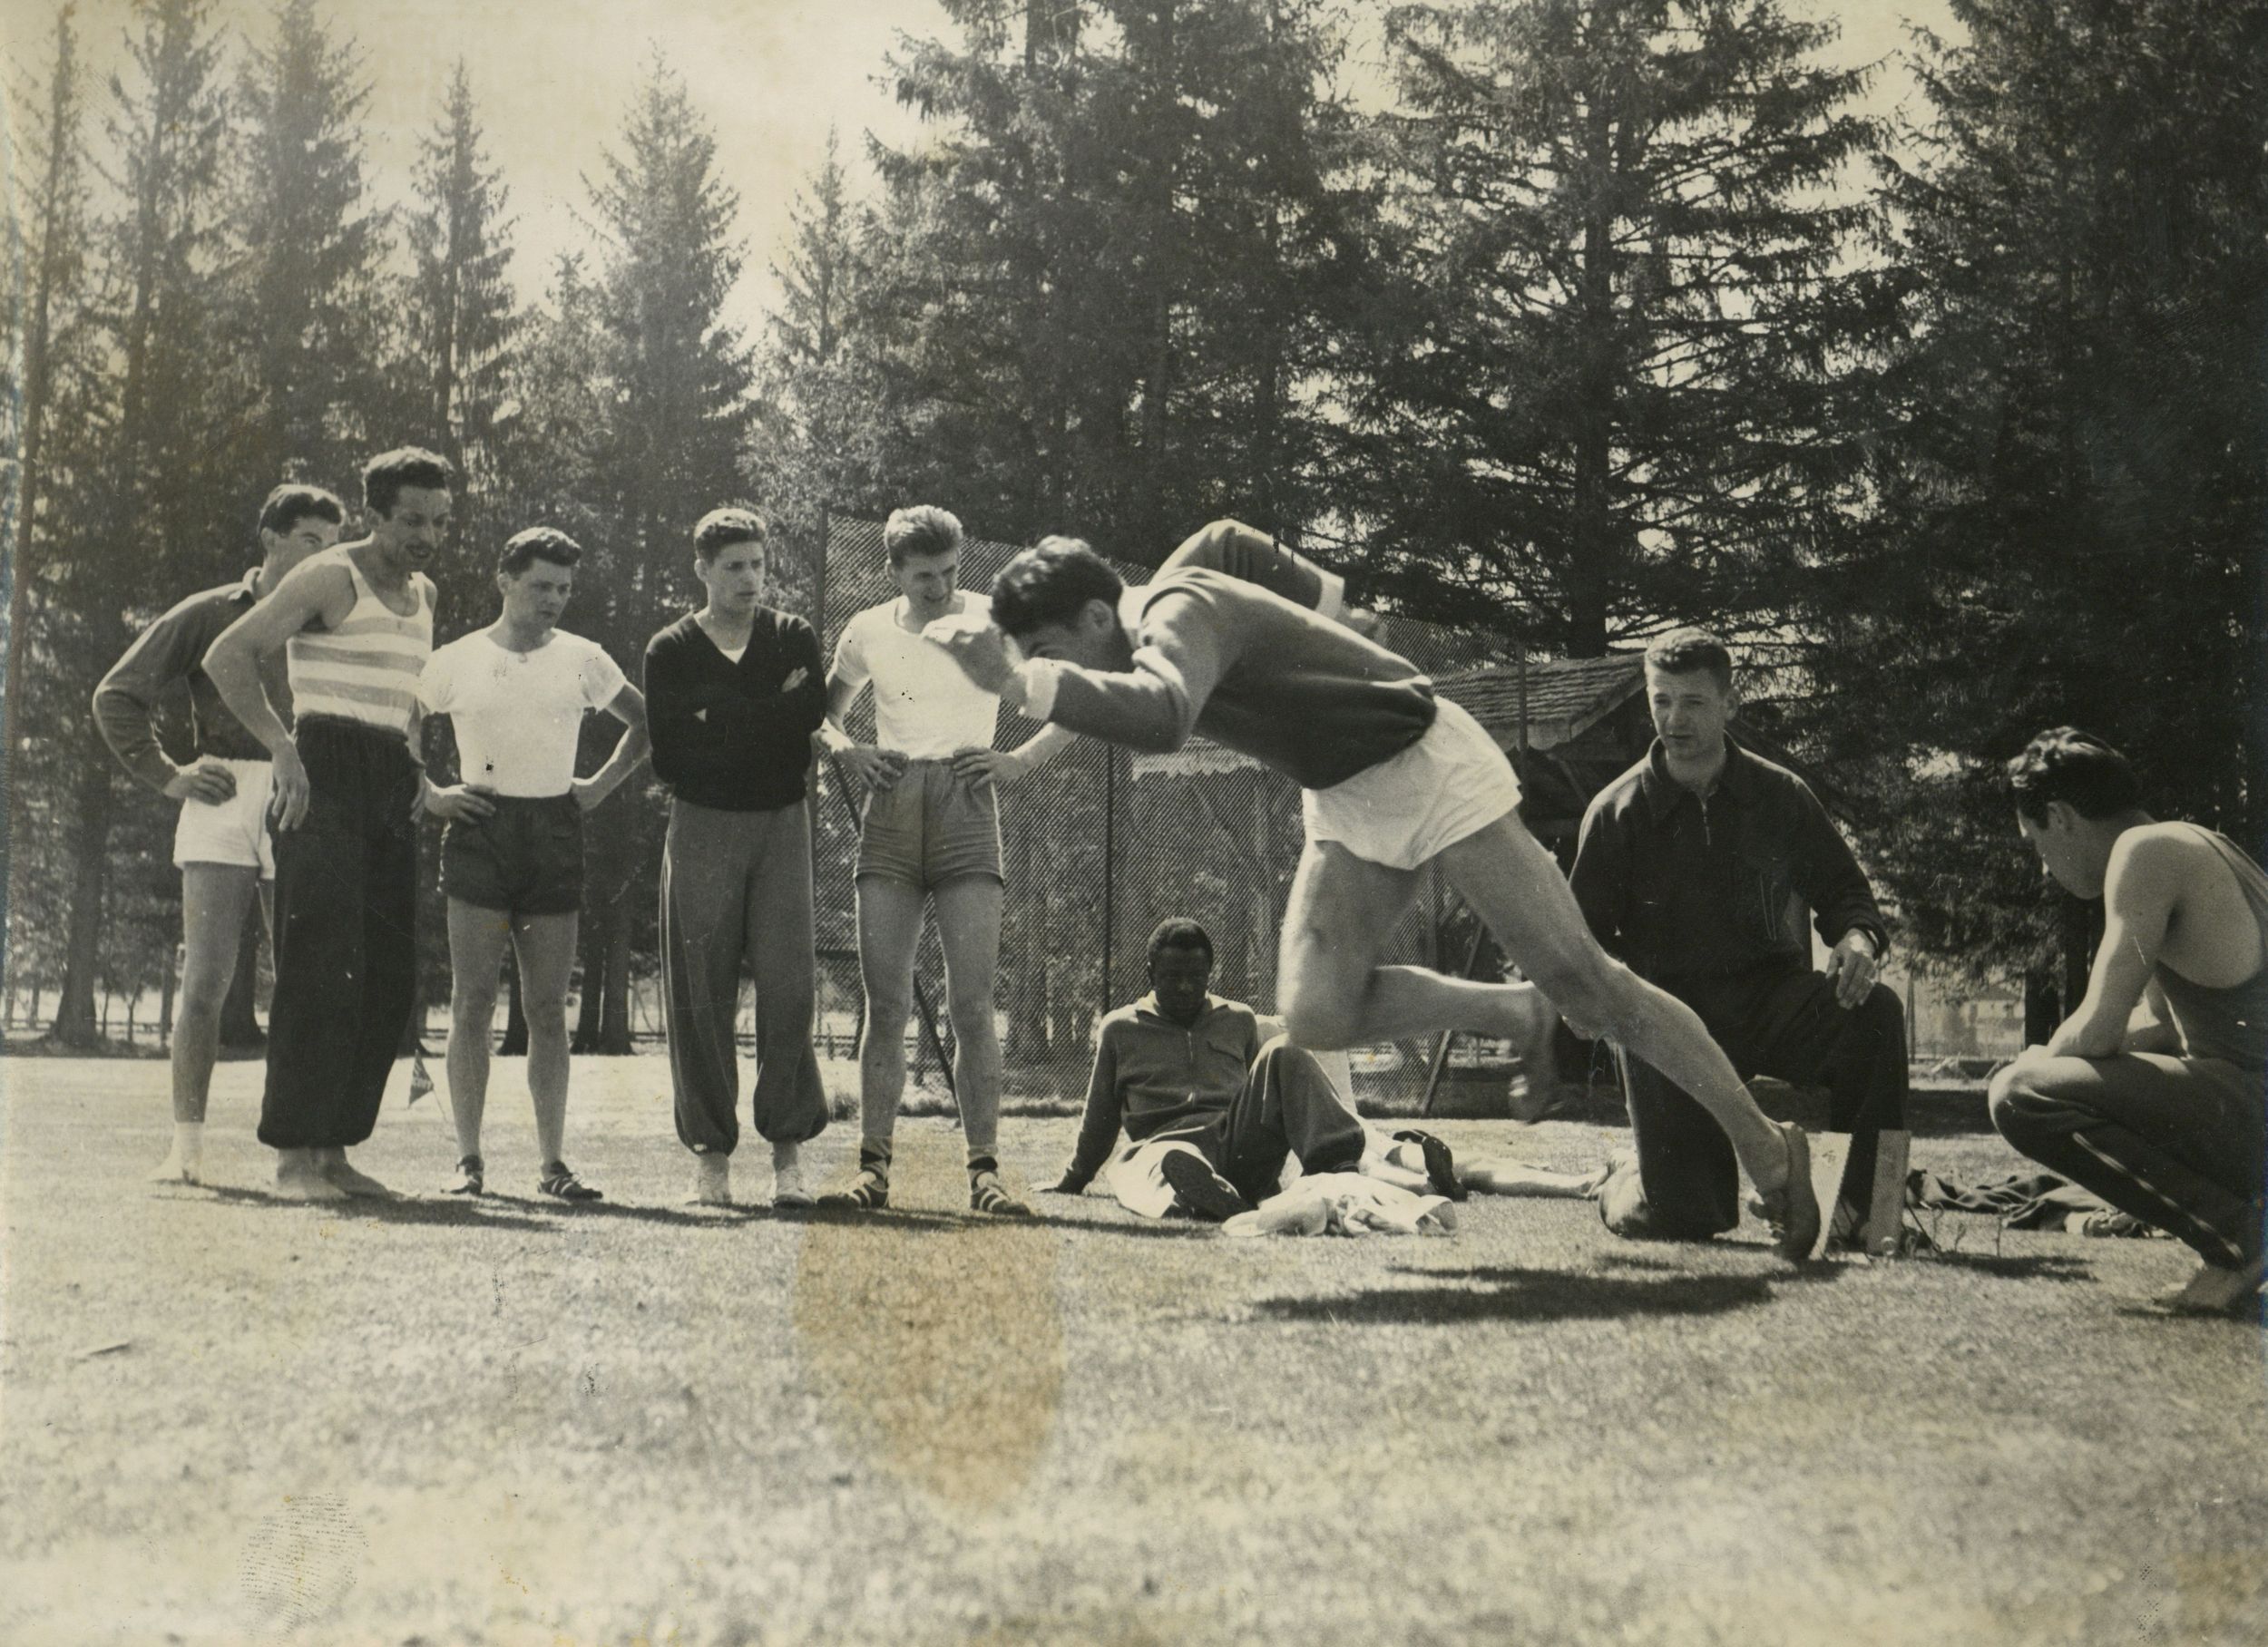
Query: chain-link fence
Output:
[[813, 513, 1520, 1112]]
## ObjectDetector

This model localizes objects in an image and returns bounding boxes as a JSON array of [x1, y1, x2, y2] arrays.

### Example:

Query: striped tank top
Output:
[[287, 551, 433, 736]]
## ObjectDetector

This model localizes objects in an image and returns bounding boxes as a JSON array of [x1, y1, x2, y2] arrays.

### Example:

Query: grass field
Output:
[[3, 1052, 2263, 1647]]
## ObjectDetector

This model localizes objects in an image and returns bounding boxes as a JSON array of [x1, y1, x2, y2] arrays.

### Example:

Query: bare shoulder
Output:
[[2107, 823, 2216, 900], [270, 551, 357, 619]]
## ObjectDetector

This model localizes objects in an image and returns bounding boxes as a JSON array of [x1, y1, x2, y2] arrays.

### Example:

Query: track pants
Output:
[[258, 717, 419, 1150]]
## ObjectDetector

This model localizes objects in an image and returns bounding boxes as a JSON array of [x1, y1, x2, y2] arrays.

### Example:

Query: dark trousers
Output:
[[1168, 1038, 1367, 1203], [1608, 964, 1908, 1240], [259, 718, 420, 1150], [660, 798, 830, 1155], [1989, 1053, 2265, 1267]]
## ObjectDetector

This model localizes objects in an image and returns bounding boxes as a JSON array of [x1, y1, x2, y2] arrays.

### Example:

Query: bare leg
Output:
[[1276, 821, 1798, 1205], [510, 911, 581, 1167], [444, 900, 514, 1169], [1434, 816, 1794, 1196], [854, 874, 926, 1155], [932, 875, 1004, 1156], [172, 865, 262, 1121]]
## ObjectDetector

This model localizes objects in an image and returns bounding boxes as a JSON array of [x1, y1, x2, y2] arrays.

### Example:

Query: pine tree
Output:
[[1819, 0, 2268, 986], [49, 0, 231, 1045], [1, 3, 95, 1015], [1352, 0, 1884, 657], [865, 0, 1370, 558], [224, 0, 391, 492], [405, 59, 519, 486]]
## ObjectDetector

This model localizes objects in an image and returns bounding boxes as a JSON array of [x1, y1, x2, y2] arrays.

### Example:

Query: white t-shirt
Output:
[[831, 594, 1003, 758], [416, 629, 628, 797]]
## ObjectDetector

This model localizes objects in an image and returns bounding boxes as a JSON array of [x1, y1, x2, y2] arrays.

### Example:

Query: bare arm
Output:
[[203, 561, 351, 829], [2045, 832, 2181, 1058], [819, 661, 904, 790], [574, 682, 651, 810]]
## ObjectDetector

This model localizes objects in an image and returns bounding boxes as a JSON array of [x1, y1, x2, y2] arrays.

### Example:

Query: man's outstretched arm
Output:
[[931, 592, 1229, 755]]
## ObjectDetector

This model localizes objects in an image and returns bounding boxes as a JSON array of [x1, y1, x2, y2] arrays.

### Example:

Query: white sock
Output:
[[173, 1122, 203, 1170]]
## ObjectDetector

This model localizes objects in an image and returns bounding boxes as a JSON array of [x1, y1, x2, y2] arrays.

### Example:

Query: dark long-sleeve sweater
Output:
[[643, 609, 826, 811], [93, 570, 291, 790], [1569, 736, 1889, 981]]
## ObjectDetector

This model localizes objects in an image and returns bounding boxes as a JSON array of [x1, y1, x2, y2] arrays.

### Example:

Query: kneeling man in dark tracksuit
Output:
[[1570, 629, 1904, 1245]]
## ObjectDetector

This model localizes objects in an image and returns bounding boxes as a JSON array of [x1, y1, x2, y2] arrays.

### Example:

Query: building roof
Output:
[[1436, 654, 1646, 752]]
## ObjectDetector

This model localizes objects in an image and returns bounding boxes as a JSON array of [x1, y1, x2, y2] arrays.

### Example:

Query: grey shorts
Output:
[[855, 760, 1002, 890]]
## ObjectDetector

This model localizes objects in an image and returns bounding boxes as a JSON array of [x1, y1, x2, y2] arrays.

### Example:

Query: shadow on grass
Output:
[[788, 1205, 1023, 1233], [1909, 1250, 2097, 1282], [479, 1193, 769, 1230], [1255, 1262, 1777, 1325], [199, 1184, 560, 1233]]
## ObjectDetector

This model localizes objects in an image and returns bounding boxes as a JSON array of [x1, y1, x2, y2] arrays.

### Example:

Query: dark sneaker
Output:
[[1392, 1128, 1467, 1202], [969, 1170, 1033, 1216], [1161, 1151, 1254, 1223], [816, 1168, 890, 1211], [539, 1163, 603, 1203]]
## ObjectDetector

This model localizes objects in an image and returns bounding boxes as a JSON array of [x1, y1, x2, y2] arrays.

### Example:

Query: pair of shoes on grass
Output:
[[812, 1163, 1034, 1217], [441, 1155, 602, 1203], [679, 1147, 818, 1210]]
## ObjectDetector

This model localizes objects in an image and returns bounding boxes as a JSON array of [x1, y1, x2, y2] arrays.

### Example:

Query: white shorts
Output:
[[172, 758, 276, 879], [1301, 697, 1521, 872]]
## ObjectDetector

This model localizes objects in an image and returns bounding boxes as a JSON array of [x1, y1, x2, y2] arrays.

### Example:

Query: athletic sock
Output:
[[966, 1153, 998, 1178], [859, 1140, 893, 1180]]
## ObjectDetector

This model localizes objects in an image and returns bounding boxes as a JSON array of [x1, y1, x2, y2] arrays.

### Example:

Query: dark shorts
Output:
[[855, 760, 1002, 890], [442, 793, 584, 916]]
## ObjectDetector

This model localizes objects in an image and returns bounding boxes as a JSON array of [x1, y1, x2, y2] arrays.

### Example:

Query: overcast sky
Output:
[[7, 0, 1959, 339]]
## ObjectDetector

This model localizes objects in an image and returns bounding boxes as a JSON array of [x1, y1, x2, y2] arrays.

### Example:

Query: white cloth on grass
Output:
[[1224, 1173, 1458, 1239]]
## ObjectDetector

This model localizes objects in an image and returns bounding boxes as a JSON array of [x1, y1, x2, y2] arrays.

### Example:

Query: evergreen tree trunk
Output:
[[3, 7, 84, 1008], [52, 758, 115, 1046], [1568, 79, 1618, 660]]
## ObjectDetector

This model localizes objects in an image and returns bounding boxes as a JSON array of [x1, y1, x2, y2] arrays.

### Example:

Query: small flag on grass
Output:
[[407, 1050, 435, 1106]]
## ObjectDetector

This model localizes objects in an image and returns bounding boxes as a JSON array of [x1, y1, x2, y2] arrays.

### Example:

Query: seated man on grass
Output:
[[1988, 727, 2267, 1316], [1049, 918, 1594, 1222]]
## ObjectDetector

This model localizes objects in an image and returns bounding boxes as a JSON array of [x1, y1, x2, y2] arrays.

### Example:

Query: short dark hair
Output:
[[499, 527, 582, 577], [693, 507, 765, 563], [1644, 628, 1735, 693], [991, 537, 1124, 641], [258, 484, 344, 538], [1147, 918, 1214, 967], [884, 504, 963, 567], [2007, 727, 2144, 823], [361, 448, 456, 518]]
